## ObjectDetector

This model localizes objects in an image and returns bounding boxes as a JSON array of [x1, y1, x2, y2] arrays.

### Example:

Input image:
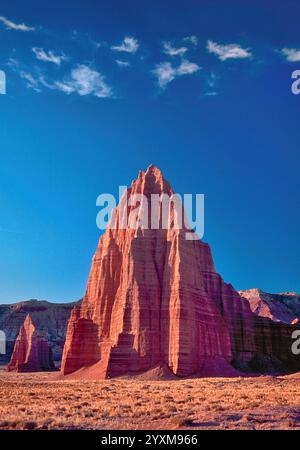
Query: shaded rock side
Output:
[[249, 315, 300, 373]]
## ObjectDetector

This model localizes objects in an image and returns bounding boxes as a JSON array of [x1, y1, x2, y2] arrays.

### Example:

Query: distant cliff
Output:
[[0, 299, 80, 364], [239, 289, 300, 324]]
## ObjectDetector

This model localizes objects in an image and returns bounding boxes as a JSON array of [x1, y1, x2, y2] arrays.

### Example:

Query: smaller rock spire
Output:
[[7, 314, 54, 372]]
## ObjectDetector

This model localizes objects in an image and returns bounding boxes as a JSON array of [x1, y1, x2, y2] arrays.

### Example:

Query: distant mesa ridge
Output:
[[239, 289, 300, 324], [0, 299, 79, 364]]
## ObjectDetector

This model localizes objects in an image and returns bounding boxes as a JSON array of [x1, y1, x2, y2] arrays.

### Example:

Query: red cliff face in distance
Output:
[[7, 314, 54, 372], [61, 165, 300, 378]]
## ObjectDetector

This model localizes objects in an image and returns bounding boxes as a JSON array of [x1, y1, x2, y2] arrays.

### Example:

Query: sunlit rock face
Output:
[[61, 165, 300, 378], [239, 289, 300, 324], [7, 314, 54, 372]]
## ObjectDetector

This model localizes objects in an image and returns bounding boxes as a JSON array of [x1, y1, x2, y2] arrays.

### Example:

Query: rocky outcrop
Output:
[[239, 289, 300, 324], [61, 165, 264, 378], [239, 289, 300, 372], [7, 315, 54, 372], [0, 299, 79, 364]]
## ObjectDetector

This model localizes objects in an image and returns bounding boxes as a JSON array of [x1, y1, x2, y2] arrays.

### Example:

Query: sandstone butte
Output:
[[7, 314, 54, 372], [61, 165, 300, 379]]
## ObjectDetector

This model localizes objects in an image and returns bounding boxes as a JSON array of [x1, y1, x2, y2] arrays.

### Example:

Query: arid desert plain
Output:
[[0, 368, 299, 430]]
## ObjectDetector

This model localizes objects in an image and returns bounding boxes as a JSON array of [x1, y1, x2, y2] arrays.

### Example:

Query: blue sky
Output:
[[0, 0, 299, 303]]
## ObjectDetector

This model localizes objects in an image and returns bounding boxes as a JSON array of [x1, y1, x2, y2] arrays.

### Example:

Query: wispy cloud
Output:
[[0, 15, 34, 31], [153, 62, 175, 87], [0, 226, 27, 235], [204, 91, 218, 97], [32, 47, 68, 65], [19, 65, 112, 99], [280, 47, 300, 62], [111, 36, 139, 54], [7, 57, 20, 69], [207, 72, 217, 87], [163, 41, 187, 57], [207, 40, 251, 61], [20, 71, 41, 92], [116, 60, 131, 68], [153, 59, 200, 88], [54, 65, 112, 98], [176, 60, 199, 75], [183, 35, 198, 46], [204, 71, 219, 97]]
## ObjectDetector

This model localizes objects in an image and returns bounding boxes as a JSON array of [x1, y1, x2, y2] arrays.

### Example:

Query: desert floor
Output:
[[0, 368, 299, 430]]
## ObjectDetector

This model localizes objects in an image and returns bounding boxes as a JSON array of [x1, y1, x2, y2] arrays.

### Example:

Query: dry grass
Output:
[[0, 368, 299, 429]]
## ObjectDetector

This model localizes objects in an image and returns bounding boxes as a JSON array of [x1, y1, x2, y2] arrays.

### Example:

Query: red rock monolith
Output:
[[61, 165, 257, 378]]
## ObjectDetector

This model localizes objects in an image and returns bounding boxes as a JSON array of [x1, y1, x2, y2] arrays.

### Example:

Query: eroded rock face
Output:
[[61, 165, 258, 378], [7, 315, 54, 372]]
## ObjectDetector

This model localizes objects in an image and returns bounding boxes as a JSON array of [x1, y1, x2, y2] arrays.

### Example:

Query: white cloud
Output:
[[281, 48, 300, 62], [20, 71, 41, 92], [111, 36, 139, 54], [183, 35, 198, 46], [54, 65, 112, 98], [207, 40, 251, 61], [204, 72, 219, 97], [177, 60, 199, 75], [38, 75, 55, 89], [116, 59, 131, 67], [32, 47, 68, 65], [7, 57, 20, 69], [204, 91, 218, 97], [54, 80, 74, 94], [153, 62, 176, 87], [19, 65, 112, 99], [163, 41, 187, 57], [0, 15, 34, 31], [153, 59, 200, 88], [207, 71, 218, 88], [19, 71, 54, 92]]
